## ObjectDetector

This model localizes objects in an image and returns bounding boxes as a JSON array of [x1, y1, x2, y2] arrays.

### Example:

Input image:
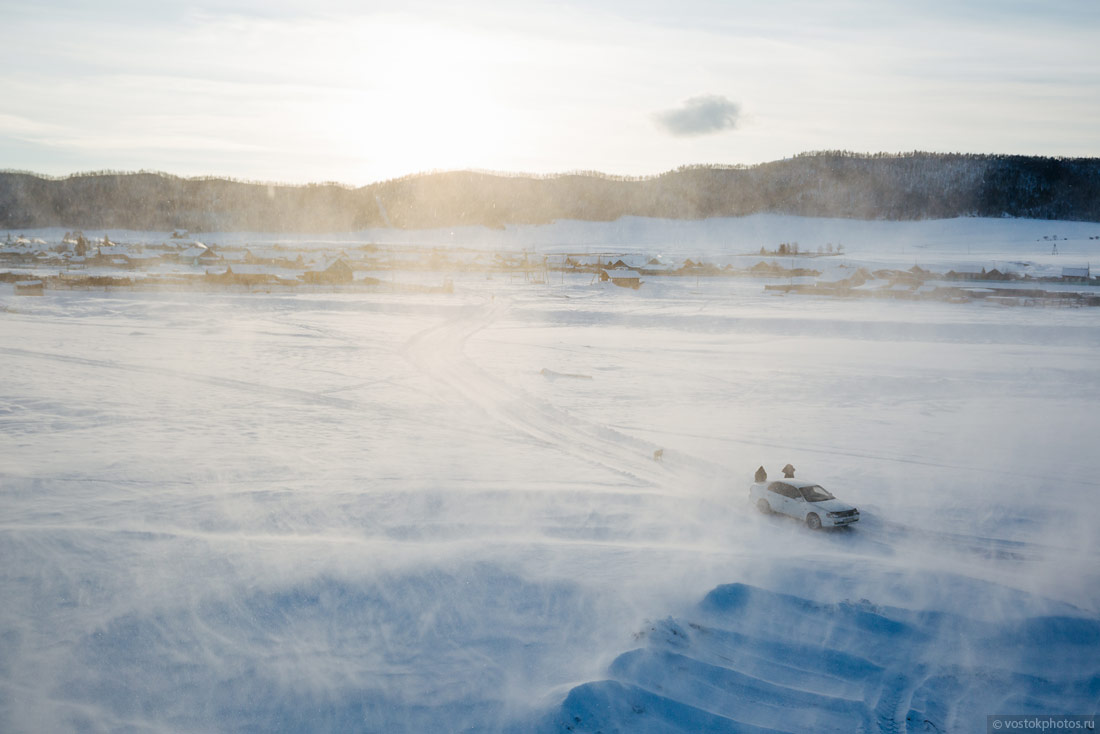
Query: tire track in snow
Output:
[[402, 300, 705, 490], [0, 346, 356, 410], [611, 423, 1100, 488], [865, 517, 1097, 563]]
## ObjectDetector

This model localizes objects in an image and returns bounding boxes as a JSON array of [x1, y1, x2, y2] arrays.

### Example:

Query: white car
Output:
[[749, 477, 860, 529]]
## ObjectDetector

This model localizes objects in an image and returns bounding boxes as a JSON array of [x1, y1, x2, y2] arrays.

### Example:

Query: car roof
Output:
[[771, 478, 821, 489]]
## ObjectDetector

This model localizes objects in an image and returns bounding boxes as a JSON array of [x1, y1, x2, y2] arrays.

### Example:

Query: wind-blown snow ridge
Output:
[[546, 581, 1100, 733]]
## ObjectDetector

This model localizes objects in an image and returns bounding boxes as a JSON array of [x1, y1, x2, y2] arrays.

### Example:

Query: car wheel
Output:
[[756, 499, 771, 514], [806, 513, 822, 530]]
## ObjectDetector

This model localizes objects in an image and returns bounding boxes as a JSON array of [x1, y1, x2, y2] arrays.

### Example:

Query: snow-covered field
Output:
[[2, 216, 1099, 733]]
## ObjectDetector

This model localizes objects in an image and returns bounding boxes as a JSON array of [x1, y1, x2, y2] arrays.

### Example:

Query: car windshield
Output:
[[800, 485, 835, 502]]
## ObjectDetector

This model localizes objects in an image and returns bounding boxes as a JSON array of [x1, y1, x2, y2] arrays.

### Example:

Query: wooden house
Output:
[[599, 268, 642, 289], [302, 258, 354, 284], [1062, 266, 1090, 282], [15, 279, 44, 296]]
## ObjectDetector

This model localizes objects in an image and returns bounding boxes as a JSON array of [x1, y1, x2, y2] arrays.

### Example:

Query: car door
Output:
[[782, 483, 804, 517], [768, 482, 798, 517], [786, 485, 808, 520]]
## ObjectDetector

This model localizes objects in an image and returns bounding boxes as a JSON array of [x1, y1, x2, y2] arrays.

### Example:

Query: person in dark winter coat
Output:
[[754, 466, 767, 482], [782, 464, 796, 478]]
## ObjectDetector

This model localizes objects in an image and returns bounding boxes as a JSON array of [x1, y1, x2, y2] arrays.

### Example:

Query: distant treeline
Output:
[[2, 152, 1099, 231]]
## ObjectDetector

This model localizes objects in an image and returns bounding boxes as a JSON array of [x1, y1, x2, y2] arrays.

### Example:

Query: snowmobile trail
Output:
[[402, 299, 707, 491]]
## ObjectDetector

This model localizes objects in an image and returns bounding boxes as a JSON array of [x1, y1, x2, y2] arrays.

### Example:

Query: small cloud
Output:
[[653, 95, 741, 137]]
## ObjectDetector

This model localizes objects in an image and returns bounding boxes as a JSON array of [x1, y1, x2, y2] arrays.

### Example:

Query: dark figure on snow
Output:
[[782, 463, 796, 478], [754, 466, 767, 483]]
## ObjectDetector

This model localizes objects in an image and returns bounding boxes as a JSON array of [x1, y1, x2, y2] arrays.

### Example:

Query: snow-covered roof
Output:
[[230, 264, 292, 275], [246, 248, 293, 261], [180, 245, 208, 258], [300, 252, 329, 266], [1062, 266, 1090, 278], [611, 255, 650, 268], [605, 268, 641, 279], [852, 278, 889, 291], [311, 257, 353, 273], [563, 255, 605, 266]]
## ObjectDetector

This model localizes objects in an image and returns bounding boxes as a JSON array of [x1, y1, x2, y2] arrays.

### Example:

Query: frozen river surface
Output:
[[3, 230, 1100, 732]]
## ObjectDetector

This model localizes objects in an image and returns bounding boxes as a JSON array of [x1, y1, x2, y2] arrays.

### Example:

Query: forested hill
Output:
[[2, 152, 1099, 231]]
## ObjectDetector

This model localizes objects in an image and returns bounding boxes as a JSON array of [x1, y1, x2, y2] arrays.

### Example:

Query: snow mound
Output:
[[545, 581, 1100, 733]]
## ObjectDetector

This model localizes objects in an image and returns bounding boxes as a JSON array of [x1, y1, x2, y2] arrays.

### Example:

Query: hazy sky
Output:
[[2, 0, 1098, 185]]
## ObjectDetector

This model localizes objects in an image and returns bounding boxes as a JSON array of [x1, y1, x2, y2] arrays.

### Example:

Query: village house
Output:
[[178, 243, 209, 266], [944, 266, 984, 281], [302, 258, 354, 284], [599, 267, 642, 289], [638, 257, 675, 276], [246, 248, 307, 268], [197, 246, 223, 267], [15, 279, 45, 296], [749, 261, 787, 277], [0, 246, 38, 265], [1062, 265, 1090, 282], [219, 249, 250, 265], [92, 246, 134, 269], [205, 264, 281, 287]]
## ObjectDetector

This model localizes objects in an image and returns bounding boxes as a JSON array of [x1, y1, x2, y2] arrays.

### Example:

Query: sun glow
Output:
[[316, 18, 531, 180]]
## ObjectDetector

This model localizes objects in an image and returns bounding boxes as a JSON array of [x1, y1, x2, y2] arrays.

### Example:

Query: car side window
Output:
[[769, 482, 796, 498]]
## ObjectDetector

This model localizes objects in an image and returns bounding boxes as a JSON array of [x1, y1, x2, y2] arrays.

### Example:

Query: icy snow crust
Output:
[[2, 216, 1100, 733]]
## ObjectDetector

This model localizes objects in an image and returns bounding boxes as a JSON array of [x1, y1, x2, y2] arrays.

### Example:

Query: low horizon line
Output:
[[5, 150, 1094, 190]]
